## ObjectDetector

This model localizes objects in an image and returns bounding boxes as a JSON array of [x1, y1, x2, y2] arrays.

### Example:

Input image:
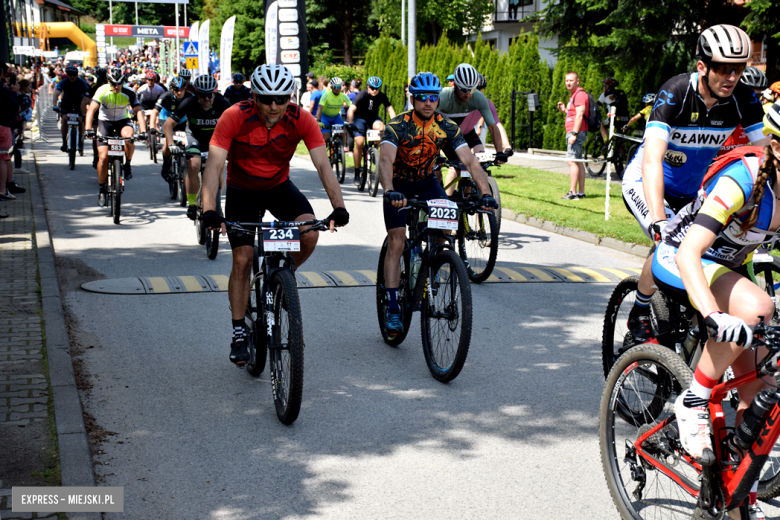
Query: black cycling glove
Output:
[[327, 207, 350, 227], [85, 129, 95, 139], [648, 220, 668, 242], [503, 148, 514, 157], [384, 190, 405, 204], [202, 210, 224, 229], [480, 194, 498, 209], [137, 132, 148, 141]]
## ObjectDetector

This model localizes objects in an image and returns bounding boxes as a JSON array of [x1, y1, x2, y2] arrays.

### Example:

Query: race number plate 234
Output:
[[263, 228, 301, 252], [427, 199, 459, 230], [108, 139, 124, 157]]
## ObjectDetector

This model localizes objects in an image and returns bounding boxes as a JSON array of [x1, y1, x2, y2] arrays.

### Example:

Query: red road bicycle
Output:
[[600, 322, 780, 519]]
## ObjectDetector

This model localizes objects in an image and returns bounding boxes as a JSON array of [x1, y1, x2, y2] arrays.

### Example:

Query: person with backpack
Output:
[[598, 77, 630, 141], [557, 71, 590, 200]]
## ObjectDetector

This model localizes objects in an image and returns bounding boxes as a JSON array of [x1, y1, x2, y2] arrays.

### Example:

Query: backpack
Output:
[[584, 90, 601, 130], [702, 145, 765, 192]]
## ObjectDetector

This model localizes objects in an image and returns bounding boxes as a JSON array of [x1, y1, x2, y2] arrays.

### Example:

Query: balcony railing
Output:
[[493, 2, 536, 23]]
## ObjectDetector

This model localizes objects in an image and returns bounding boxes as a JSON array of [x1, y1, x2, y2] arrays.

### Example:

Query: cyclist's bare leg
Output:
[[97, 145, 110, 184], [384, 227, 406, 289], [444, 167, 458, 197], [186, 155, 201, 196], [353, 135, 364, 170], [121, 125, 135, 160], [600, 123, 608, 141], [637, 256, 656, 296], [290, 213, 317, 269], [228, 245, 253, 321]]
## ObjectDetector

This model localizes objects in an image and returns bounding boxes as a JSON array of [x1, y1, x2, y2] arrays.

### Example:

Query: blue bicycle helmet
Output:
[[367, 76, 382, 89], [232, 72, 244, 82], [169, 76, 185, 90], [408, 72, 442, 94]]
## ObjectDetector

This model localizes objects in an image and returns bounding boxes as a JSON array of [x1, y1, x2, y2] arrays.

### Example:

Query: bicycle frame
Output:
[[631, 334, 780, 510]]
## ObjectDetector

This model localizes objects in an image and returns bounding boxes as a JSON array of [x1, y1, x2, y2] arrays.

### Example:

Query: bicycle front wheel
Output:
[[601, 344, 700, 520], [376, 237, 413, 346], [68, 127, 76, 170], [336, 146, 345, 184], [420, 250, 472, 383], [585, 136, 607, 177], [368, 147, 380, 197], [457, 210, 498, 283], [487, 176, 502, 231], [111, 160, 122, 224], [269, 269, 305, 425], [178, 156, 187, 207], [245, 246, 267, 377]]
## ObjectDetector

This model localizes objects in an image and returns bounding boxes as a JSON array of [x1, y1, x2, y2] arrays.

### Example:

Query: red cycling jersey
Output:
[[211, 101, 325, 190], [715, 124, 750, 158]]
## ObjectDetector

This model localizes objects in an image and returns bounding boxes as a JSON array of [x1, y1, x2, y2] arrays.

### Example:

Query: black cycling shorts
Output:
[[225, 180, 315, 249], [185, 130, 209, 155], [384, 176, 448, 231], [96, 119, 133, 147], [61, 102, 82, 115], [462, 128, 483, 149]]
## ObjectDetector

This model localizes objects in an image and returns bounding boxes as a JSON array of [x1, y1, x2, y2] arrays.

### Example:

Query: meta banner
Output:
[[104, 25, 190, 39], [264, 0, 307, 94]]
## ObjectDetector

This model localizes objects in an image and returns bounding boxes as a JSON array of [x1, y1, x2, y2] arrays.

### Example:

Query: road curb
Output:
[[29, 151, 100, 520], [501, 208, 651, 259]]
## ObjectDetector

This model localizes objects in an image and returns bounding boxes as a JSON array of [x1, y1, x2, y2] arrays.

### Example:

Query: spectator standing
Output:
[[301, 80, 316, 112], [309, 77, 327, 114], [0, 72, 20, 215], [348, 79, 361, 102], [556, 71, 589, 200]]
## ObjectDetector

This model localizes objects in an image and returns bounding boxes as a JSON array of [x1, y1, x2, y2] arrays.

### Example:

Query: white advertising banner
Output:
[[198, 20, 210, 76], [219, 16, 236, 93], [265, 1, 278, 65], [189, 21, 199, 42]]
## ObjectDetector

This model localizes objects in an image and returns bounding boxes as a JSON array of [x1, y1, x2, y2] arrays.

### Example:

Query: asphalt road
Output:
[[32, 131, 780, 519]]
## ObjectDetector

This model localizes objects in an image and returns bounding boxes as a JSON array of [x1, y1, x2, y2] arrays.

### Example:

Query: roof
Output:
[[39, 0, 87, 16]]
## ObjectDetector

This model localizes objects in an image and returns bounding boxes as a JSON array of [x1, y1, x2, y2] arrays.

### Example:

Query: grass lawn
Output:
[[493, 164, 652, 246], [295, 142, 652, 247]]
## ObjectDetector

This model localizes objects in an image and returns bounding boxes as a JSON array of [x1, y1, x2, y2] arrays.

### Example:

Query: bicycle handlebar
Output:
[[225, 219, 332, 236]]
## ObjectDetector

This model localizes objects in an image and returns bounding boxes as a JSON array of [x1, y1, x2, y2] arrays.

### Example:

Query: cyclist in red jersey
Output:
[[201, 64, 349, 366]]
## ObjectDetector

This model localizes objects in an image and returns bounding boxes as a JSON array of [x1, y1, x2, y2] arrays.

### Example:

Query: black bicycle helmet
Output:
[[602, 77, 619, 88], [169, 76, 185, 90], [65, 64, 78, 74], [106, 67, 125, 86], [232, 72, 244, 82], [96, 67, 107, 79], [740, 66, 768, 89], [476, 74, 487, 90]]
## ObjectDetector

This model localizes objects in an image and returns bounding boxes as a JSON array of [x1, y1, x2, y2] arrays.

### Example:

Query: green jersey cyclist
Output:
[[379, 72, 497, 337], [85, 67, 147, 206]]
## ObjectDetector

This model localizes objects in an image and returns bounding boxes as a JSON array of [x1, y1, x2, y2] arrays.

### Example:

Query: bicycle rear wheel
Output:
[[111, 159, 122, 224], [68, 127, 76, 170], [420, 250, 472, 383], [368, 148, 380, 197], [457, 210, 498, 283], [585, 136, 607, 177], [487, 176, 502, 231], [269, 269, 304, 425], [245, 246, 267, 377], [336, 145, 345, 183], [376, 238, 413, 346], [205, 188, 221, 260], [601, 344, 699, 520]]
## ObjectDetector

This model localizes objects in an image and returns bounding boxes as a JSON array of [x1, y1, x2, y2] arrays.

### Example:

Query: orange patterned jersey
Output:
[[381, 110, 467, 182]]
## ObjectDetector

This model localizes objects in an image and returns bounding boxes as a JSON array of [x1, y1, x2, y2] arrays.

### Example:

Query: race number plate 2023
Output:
[[427, 199, 459, 230], [263, 228, 301, 252]]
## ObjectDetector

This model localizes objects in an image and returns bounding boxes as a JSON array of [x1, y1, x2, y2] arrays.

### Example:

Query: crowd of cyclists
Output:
[[8, 22, 780, 516]]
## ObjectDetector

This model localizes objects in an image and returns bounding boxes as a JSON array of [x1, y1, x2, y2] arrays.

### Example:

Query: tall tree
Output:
[[742, 0, 780, 81], [369, 0, 493, 45]]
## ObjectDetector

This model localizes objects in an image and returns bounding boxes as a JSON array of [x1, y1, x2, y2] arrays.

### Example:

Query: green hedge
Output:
[[363, 33, 690, 151]]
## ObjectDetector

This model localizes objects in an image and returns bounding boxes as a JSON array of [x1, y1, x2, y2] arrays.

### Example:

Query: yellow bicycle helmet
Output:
[[764, 102, 780, 139]]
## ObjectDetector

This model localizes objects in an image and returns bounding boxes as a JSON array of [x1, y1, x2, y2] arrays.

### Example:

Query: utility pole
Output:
[[109, 0, 113, 48], [407, 0, 415, 79], [401, 0, 405, 46]]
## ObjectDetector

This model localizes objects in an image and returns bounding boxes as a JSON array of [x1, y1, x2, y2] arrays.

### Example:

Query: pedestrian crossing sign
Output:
[[183, 42, 199, 56]]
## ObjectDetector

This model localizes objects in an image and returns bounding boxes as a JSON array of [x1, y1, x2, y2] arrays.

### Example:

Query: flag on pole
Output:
[[219, 15, 236, 92], [189, 21, 199, 42], [198, 20, 210, 77]]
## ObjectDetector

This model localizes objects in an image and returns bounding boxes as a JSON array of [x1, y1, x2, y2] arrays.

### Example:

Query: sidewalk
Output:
[[0, 155, 96, 519]]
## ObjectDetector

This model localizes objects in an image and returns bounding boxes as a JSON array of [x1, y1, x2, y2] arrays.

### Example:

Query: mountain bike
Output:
[[440, 157, 500, 283], [96, 135, 135, 225], [348, 125, 381, 194], [327, 123, 345, 184], [227, 218, 332, 425], [753, 251, 780, 326], [195, 152, 221, 260], [376, 197, 474, 383], [600, 322, 780, 520], [584, 131, 641, 180], [172, 131, 188, 207]]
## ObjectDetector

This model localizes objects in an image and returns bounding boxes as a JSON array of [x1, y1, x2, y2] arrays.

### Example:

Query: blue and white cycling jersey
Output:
[[154, 90, 191, 130], [623, 72, 765, 199]]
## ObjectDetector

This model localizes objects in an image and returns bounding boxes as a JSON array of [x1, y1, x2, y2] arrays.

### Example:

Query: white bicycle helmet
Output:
[[696, 24, 751, 63], [330, 77, 343, 89], [453, 63, 479, 90], [250, 64, 296, 95], [192, 74, 218, 94]]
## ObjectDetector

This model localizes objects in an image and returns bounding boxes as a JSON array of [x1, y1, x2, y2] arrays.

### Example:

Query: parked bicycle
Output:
[[600, 321, 780, 519], [376, 197, 474, 383], [227, 218, 332, 425], [584, 132, 642, 179], [195, 152, 221, 260], [327, 123, 346, 184], [95, 135, 135, 225]]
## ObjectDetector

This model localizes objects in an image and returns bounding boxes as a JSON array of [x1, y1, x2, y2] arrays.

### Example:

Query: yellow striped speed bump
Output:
[[80, 266, 640, 295]]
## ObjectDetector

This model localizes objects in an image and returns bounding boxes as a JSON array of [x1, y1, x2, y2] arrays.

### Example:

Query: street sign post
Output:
[[183, 41, 199, 70]]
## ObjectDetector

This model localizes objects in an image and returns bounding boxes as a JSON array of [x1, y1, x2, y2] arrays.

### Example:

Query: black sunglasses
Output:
[[255, 94, 289, 106], [197, 92, 214, 99], [171, 88, 183, 93], [457, 87, 474, 95]]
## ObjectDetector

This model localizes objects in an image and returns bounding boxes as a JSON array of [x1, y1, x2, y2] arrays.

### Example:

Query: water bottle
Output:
[[683, 326, 699, 355], [410, 246, 422, 290], [731, 388, 779, 451]]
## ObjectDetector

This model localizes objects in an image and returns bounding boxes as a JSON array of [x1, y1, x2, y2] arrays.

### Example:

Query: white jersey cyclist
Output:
[[91, 83, 141, 121]]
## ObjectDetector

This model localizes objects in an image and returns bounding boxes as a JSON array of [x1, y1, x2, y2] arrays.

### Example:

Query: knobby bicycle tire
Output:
[[376, 238, 413, 346], [368, 148, 380, 197], [487, 176, 502, 232], [178, 156, 187, 207], [205, 190, 221, 260], [68, 127, 77, 170], [269, 269, 305, 425], [457, 210, 498, 283], [245, 246, 267, 377], [600, 343, 696, 520], [150, 133, 158, 163], [357, 153, 368, 192], [585, 136, 607, 177], [336, 144, 345, 184], [111, 159, 122, 224], [421, 250, 473, 383]]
